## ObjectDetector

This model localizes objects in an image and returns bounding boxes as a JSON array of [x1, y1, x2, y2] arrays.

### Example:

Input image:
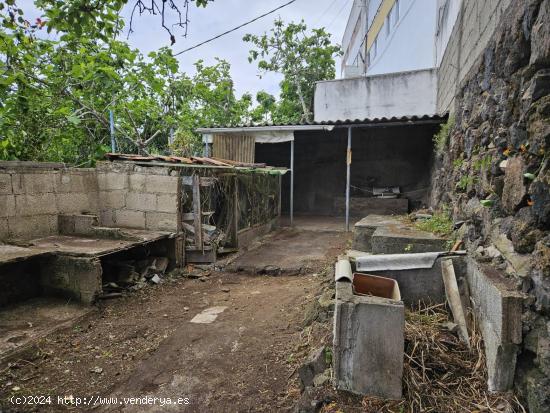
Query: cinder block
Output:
[[58, 214, 98, 235], [0, 173, 12, 194], [19, 173, 55, 194], [55, 171, 97, 193], [56, 192, 95, 214], [97, 172, 128, 191], [126, 192, 156, 211], [15, 193, 57, 216], [99, 190, 126, 209], [99, 209, 115, 227], [0, 218, 9, 240], [114, 209, 145, 229], [144, 174, 178, 194], [0, 195, 15, 217], [334, 279, 404, 399], [129, 174, 146, 191], [8, 214, 57, 239], [156, 194, 177, 212], [145, 211, 177, 231]]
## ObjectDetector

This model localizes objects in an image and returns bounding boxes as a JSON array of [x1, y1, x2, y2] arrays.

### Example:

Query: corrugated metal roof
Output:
[[196, 114, 447, 133]]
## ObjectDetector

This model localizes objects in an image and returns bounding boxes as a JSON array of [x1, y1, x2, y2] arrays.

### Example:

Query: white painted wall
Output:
[[314, 68, 438, 122], [434, 0, 461, 67]]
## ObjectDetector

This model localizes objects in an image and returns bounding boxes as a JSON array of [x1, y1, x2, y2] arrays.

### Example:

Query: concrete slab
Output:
[[334, 279, 404, 398], [352, 214, 447, 253], [371, 226, 448, 254], [0, 297, 91, 362], [227, 228, 347, 275], [190, 306, 227, 324], [466, 258, 525, 391]]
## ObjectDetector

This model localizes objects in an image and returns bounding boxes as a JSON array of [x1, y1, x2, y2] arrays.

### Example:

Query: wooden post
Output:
[[192, 174, 203, 251]]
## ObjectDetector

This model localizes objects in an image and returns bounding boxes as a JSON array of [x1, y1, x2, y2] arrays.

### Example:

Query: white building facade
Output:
[[341, 0, 439, 78]]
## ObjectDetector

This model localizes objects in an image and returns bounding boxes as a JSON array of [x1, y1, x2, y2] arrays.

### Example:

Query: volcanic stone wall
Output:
[[429, 0, 549, 410]]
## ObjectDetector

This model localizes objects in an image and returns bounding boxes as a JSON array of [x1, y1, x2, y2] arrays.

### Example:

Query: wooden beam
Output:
[[441, 259, 470, 347]]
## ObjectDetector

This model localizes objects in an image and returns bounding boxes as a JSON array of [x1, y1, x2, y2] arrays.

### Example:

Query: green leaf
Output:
[[524, 173, 535, 180], [480, 199, 495, 207]]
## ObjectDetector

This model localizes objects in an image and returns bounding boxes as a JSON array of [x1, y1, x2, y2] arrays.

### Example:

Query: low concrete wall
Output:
[[466, 258, 524, 391], [0, 162, 99, 241], [334, 280, 404, 398], [314, 69, 438, 122], [96, 162, 179, 232]]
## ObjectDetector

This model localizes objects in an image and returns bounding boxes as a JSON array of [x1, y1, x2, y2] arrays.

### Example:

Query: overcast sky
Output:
[[23, 0, 353, 98], [120, 0, 353, 98]]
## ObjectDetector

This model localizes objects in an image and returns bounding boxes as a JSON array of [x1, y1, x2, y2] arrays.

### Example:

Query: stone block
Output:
[[333, 279, 404, 399], [502, 157, 527, 214], [0, 173, 12, 194], [56, 192, 96, 214], [145, 212, 177, 231], [156, 194, 178, 213], [99, 190, 126, 209], [298, 347, 328, 389], [114, 209, 145, 229], [97, 172, 128, 191], [466, 258, 525, 391], [7, 214, 57, 240], [126, 192, 156, 211], [0, 195, 15, 217], [15, 193, 57, 216], [41, 256, 102, 304], [144, 174, 178, 194]]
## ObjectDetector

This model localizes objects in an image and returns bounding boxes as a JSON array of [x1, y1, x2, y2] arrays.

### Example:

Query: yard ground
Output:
[[0, 226, 349, 412]]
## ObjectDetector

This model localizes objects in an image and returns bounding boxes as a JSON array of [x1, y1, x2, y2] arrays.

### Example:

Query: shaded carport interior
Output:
[[199, 115, 446, 229], [255, 117, 444, 216]]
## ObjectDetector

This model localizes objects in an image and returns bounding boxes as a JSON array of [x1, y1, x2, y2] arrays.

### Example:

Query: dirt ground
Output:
[[0, 229, 349, 412]]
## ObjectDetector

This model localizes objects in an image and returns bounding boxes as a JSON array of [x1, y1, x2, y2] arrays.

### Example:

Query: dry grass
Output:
[[362, 303, 525, 413]]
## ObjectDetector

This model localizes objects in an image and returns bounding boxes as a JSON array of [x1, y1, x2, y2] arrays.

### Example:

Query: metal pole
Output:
[[290, 139, 294, 226], [109, 110, 116, 153], [345, 127, 352, 232]]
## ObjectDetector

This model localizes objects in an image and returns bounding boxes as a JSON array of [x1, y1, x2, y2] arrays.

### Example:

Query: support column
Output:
[[346, 127, 352, 232], [290, 139, 295, 226]]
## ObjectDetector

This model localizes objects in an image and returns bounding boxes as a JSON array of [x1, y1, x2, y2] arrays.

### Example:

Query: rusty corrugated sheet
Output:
[[212, 134, 255, 163]]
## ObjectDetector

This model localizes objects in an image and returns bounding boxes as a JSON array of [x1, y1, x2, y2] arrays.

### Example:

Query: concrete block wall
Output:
[[0, 162, 99, 241], [437, 0, 513, 113], [96, 162, 179, 232]]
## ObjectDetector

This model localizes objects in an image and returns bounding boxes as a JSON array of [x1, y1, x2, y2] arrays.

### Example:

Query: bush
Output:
[[415, 207, 453, 236], [433, 115, 455, 154]]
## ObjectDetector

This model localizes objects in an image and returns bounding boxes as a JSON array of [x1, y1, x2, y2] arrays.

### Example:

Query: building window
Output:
[[393, 0, 400, 25], [386, 15, 391, 36], [372, 37, 378, 59]]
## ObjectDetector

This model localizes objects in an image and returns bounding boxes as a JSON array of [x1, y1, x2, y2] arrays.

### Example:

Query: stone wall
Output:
[[437, 0, 513, 113], [429, 0, 549, 410], [0, 162, 99, 241], [96, 161, 179, 232]]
